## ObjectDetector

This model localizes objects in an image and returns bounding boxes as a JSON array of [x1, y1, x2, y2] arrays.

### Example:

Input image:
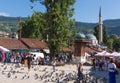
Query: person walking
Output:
[[26, 54, 32, 72], [77, 62, 83, 80], [52, 60, 56, 71], [45, 55, 50, 65], [92, 58, 96, 71], [99, 59, 103, 71], [108, 59, 116, 83], [1, 52, 6, 64]]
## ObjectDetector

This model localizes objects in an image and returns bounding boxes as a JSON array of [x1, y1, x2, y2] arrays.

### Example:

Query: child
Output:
[[52, 60, 56, 71]]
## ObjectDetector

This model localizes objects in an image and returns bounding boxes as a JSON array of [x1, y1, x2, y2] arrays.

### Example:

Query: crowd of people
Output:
[[0, 50, 119, 83], [91, 57, 120, 71], [0, 51, 73, 71], [91, 56, 119, 83]]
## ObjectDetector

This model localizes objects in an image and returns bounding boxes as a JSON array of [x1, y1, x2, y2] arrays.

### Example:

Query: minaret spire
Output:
[[98, 6, 103, 44], [99, 6, 101, 17]]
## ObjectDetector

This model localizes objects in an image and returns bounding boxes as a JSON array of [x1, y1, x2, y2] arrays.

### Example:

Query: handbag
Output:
[[115, 69, 119, 75]]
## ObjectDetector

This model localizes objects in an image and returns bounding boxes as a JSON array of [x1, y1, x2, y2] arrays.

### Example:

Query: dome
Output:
[[76, 33, 86, 39], [86, 34, 97, 40]]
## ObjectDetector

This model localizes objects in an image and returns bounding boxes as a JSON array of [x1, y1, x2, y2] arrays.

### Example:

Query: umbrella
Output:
[[111, 52, 120, 57], [0, 46, 10, 52], [95, 51, 113, 57]]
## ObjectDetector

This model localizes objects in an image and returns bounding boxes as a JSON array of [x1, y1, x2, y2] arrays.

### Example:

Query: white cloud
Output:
[[0, 12, 10, 17]]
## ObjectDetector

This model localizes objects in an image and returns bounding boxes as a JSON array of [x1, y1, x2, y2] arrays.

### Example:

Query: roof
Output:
[[0, 37, 27, 49], [21, 38, 47, 49], [76, 32, 86, 39], [0, 37, 72, 53], [86, 34, 97, 40], [75, 39, 91, 43]]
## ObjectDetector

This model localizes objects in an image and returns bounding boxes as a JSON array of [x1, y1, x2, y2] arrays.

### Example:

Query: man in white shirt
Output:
[[108, 59, 116, 83]]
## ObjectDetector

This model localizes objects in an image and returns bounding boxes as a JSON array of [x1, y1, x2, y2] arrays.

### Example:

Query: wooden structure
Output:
[[74, 39, 90, 57]]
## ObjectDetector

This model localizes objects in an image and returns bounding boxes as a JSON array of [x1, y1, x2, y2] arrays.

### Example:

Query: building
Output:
[[0, 37, 27, 50], [0, 37, 72, 54], [74, 32, 100, 62], [98, 7, 103, 44], [86, 34, 98, 45]]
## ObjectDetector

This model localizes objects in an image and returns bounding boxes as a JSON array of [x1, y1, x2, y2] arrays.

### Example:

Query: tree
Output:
[[103, 26, 108, 45], [93, 24, 99, 40], [109, 34, 118, 40], [107, 38, 113, 50], [30, 0, 76, 60], [93, 25, 108, 45], [113, 38, 120, 52], [21, 16, 33, 38], [107, 34, 120, 51], [22, 12, 46, 40]]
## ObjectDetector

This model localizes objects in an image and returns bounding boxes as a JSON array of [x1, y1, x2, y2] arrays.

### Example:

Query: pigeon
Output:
[[24, 74, 27, 77], [51, 79, 55, 82], [27, 76, 30, 79], [10, 68, 13, 71], [2, 71, 5, 75], [7, 73, 11, 78], [21, 76, 24, 80], [17, 71, 19, 73], [34, 68, 37, 71], [12, 70, 16, 74], [14, 76, 17, 79], [21, 68, 24, 70], [35, 75, 38, 79], [1, 65, 4, 67], [3, 66, 7, 70]]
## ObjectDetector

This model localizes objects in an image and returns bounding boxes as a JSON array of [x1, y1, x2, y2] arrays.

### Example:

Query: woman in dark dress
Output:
[[77, 62, 83, 80], [26, 55, 32, 71]]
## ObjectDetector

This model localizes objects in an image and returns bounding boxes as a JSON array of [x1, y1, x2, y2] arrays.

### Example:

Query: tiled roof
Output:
[[21, 38, 47, 49], [0, 37, 27, 49], [0, 37, 72, 52]]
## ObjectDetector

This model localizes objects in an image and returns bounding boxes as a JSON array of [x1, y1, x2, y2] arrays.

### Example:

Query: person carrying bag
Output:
[[108, 59, 117, 83]]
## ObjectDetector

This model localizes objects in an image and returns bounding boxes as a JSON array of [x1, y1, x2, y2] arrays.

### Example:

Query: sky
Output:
[[0, 0, 120, 23]]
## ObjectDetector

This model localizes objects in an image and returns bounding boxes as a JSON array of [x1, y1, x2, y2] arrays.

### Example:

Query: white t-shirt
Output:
[[108, 63, 116, 72]]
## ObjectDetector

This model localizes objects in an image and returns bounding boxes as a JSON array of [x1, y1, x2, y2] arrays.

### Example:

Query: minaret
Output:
[[98, 7, 103, 44]]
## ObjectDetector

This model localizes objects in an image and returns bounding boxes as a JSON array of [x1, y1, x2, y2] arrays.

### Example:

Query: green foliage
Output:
[[109, 35, 120, 51], [93, 25, 108, 45], [113, 39, 120, 52], [109, 34, 118, 40], [30, 0, 76, 59], [93, 25, 99, 40], [103, 26, 108, 45], [76, 20, 120, 36], [45, 0, 76, 55], [22, 12, 46, 40], [75, 22, 96, 33], [107, 34, 120, 52], [1, 15, 120, 37], [0, 16, 25, 35], [107, 38, 113, 50]]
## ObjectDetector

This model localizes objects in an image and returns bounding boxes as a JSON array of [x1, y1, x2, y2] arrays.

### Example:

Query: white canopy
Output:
[[111, 52, 120, 57], [0, 46, 10, 52], [95, 51, 120, 57], [95, 51, 112, 57]]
